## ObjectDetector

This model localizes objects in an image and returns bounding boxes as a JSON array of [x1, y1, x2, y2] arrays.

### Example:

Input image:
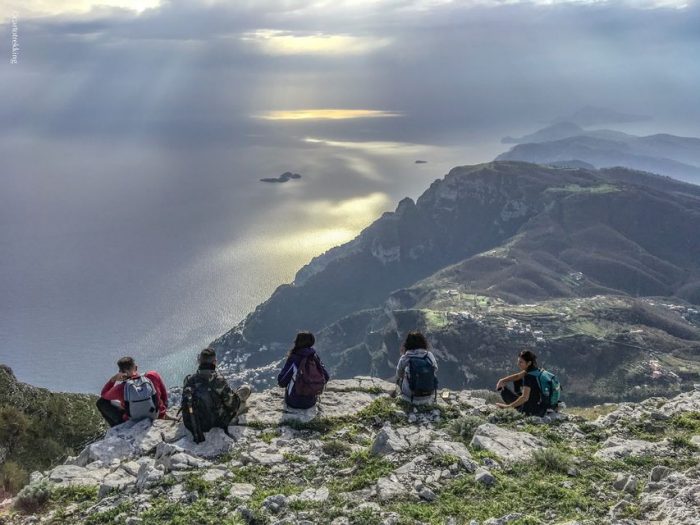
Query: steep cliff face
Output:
[[4, 378, 700, 524], [210, 162, 700, 401]]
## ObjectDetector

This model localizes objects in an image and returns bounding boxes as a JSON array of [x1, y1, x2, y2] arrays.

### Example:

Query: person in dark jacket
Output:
[[495, 350, 546, 417], [277, 332, 330, 409]]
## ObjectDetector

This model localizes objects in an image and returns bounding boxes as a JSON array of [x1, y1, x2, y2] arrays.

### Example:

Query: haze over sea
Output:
[[2, 0, 700, 393]]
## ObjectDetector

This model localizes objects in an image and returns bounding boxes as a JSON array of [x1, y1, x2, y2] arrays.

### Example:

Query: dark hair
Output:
[[289, 331, 315, 356], [199, 348, 217, 365], [117, 356, 136, 373], [404, 331, 429, 351], [519, 350, 538, 371]]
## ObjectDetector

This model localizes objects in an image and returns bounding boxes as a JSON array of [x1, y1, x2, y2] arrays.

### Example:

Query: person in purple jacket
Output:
[[277, 332, 330, 409]]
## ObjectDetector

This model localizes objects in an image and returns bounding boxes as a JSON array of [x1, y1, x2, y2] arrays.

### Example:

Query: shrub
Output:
[[322, 440, 352, 457], [0, 461, 28, 495], [532, 448, 572, 474], [448, 415, 485, 443], [14, 480, 51, 513]]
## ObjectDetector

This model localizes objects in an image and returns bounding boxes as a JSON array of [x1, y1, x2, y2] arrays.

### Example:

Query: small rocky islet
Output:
[[4, 377, 699, 525]]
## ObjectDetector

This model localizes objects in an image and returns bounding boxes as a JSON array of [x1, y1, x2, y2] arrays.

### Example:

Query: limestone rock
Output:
[[594, 436, 668, 460], [475, 468, 495, 486], [230, 483, 256, 500], [470, 423, 544, 463]]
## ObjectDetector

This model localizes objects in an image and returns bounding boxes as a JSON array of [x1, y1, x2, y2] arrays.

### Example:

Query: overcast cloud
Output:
[[2, 0, 700, 389]]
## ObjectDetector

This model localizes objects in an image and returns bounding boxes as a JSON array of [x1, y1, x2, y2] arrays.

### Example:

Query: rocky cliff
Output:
[[3, 378, 699, 524], [211, 162, 700, 403]]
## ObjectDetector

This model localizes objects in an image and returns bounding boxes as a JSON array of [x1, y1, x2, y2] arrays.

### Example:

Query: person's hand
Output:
[[495, 379, 504, 391], [110, 372, 127, 383], [495, 403, 510, 409]]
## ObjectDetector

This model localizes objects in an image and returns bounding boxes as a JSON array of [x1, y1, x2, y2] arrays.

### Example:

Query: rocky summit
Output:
[[3, 378, 699, 524]]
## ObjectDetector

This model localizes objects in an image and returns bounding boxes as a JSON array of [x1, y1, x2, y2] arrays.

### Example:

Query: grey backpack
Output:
[[124, 376, 158, 421]]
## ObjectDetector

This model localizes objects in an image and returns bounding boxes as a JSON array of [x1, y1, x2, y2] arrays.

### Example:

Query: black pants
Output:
[[499, 379, 523, 406], [96, 397, 126, 427], [499, 379, 545, 417]]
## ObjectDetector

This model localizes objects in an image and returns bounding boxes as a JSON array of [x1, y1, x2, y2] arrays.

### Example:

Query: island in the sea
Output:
[[260, 171, 302, 183]]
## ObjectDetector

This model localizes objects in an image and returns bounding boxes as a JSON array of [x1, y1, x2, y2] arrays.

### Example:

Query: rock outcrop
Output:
[[4, 379, 699, 525]]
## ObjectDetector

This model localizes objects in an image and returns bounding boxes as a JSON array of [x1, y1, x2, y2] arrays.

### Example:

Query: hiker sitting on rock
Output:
[[97, 356, 169, 427], [277, 332, 329, 410], [181, 347, 252, 444], [395, 331, 439, 404], [495, 350, 548, 416]]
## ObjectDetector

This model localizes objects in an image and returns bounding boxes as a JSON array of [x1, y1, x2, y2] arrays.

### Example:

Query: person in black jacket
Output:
[[277, 332, 329, 409], [495, 350, 546, 417]]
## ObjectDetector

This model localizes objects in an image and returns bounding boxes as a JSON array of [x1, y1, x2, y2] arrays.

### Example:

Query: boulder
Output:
[[371, 425, 409, 456], [475, 468, 495, 486], [376, 477, 404, 501], [594, 437, 668, 460], [170, 428, 235, 458], [470, 424, 544, 463], [237, 379, 391, 426], [47, 465, 110, 487], [428, 439, 477, 471], [229, 483, 256, 500], [289, 487, 330, 503]]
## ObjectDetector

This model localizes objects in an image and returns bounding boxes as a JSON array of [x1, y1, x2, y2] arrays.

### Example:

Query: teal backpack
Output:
[[528, 369, 561, 409]]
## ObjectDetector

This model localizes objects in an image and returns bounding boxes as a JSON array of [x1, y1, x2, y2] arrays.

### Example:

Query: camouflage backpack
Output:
[[181, 373, 240, 443]]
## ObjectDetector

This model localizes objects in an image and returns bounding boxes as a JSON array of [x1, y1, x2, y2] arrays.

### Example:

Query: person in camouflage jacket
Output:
[[181, 348, 251, 442]]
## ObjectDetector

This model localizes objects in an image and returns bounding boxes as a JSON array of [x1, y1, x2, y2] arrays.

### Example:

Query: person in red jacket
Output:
[[96, 356, 169, 426]]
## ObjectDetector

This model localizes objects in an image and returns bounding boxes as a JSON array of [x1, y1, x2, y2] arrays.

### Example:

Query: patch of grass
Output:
[[489, 408, 526, 424], [429, 453, 461, 469], [566, 404, 619, 421], [322, 439, 353, 457], [348, 507, 383, 525], [448, 415, 487, 443], [230, 465, 269, 484], [670, 412, 700, 433], [83, 501, 134, 525], [282, 452, 308, 463], [532, 448, 572, 474], [183, 473, 212, 496], [668, 434, 698, 451], [52, 484, 99, 504], [259, 429, 281, 444], [284, 417, 338, 433], [330, 450, 394, 492], [139, 497, 244, 525], [390, 458, 614, 524]]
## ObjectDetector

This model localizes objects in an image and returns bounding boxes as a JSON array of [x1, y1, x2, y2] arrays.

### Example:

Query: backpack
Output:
[[123, 375, 158, 421], [528, 369, 561, 410], [181, 374, 239, 444], [407, 354, 438, 400], [292, 354, 327, 397]]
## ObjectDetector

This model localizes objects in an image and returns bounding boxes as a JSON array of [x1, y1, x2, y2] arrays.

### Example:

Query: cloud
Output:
[[254, 109, 402, 120], [241, 29, 391, 56]]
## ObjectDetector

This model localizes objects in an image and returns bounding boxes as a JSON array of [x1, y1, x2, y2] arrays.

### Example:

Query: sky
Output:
[[1, 0, 700, 390]]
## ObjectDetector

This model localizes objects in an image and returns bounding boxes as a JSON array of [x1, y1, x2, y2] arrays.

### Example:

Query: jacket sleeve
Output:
[[428, 352, 439, 371], [212, 374, 238, 413], [146, 371, 169, 417], [395, 355, 408, 384], [102, 382, 124, 403], [100, 380, 116, 398], [277, 356, 295, 387]]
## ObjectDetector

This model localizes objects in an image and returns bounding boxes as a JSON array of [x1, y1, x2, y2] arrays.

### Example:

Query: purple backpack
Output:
[[293, 354, 327, 397]]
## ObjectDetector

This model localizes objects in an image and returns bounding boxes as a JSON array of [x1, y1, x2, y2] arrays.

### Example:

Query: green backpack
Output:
[[528, 369, 561, 409]]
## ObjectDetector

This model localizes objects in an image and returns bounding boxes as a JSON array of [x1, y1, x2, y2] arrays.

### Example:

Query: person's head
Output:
[[117, 356, 137, 376], [198, 347, 217, 368], [518, 350, 538, 372], [403, 331, 428, 352], [289, 331, 315, 355]]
